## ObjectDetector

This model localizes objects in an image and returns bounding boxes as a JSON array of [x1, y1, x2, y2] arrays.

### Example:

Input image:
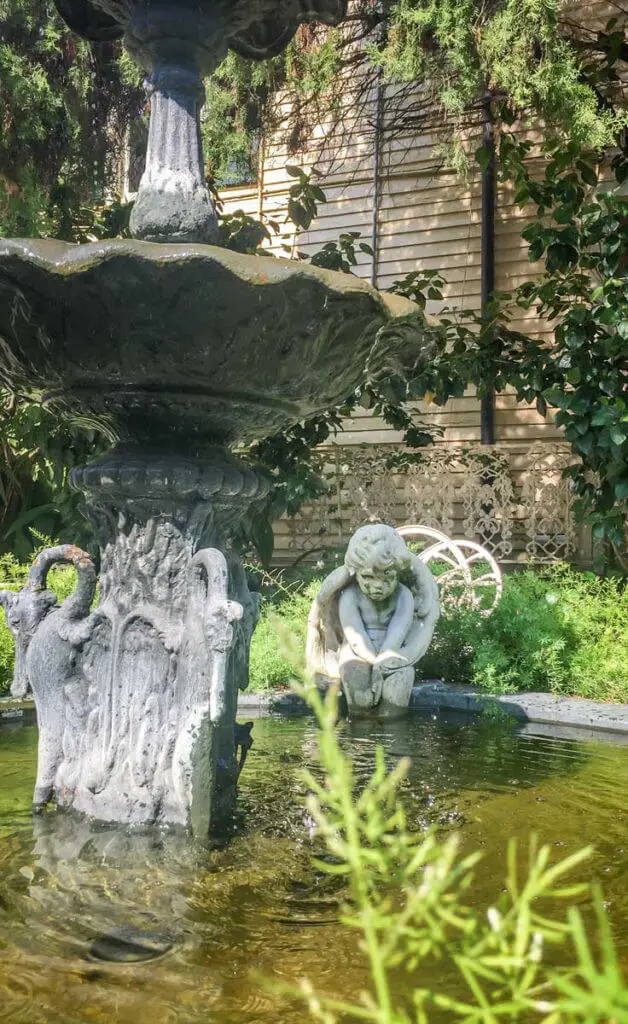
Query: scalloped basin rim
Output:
[[0, 237, 420, 320], [0, 237, 431, 448]]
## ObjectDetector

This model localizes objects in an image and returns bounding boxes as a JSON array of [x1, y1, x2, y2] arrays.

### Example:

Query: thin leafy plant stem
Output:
[[301, 677, 395, 1023], [275, 637, 628, 1023]]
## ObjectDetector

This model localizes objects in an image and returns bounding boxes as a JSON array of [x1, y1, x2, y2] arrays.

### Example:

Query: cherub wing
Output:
[[305, 565, 351, 680], [398, 556, 440, 665], [408, 555, 440, 619]]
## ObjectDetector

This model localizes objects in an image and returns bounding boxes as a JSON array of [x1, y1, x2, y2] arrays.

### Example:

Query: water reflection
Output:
[[0, 711, 627, 1023]]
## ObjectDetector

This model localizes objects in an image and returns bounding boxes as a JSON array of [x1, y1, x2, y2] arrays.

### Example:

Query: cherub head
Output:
[[344, 524, 411, 604]]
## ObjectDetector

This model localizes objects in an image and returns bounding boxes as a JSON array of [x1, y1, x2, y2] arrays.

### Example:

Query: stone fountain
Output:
[[0, 0, 429, 836]]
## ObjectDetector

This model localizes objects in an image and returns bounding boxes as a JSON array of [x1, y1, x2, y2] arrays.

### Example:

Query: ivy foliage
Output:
[[0, 1, 141, 554], [0, 0, 142, 239], [201, 24, 347, 185], [0, 0, 140, 555], [501, 142, 628, 555], [203, 51, 278, 185], [198, 2, 628, 179], [372, 0, 628, 149], [377, 146, 628, 559], [0, 393, 107, 559]]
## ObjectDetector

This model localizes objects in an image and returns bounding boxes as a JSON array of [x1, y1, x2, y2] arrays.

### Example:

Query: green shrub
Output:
[[420, 564, 628, 701], [249, 578, 322, 692], [0, 550, 79, 696], [469, 569, 579, 695], [249, 560, 628, 702], [419, 567, 584, 693], [557, 568, 628, 701], [471, 565, 628, 701], [418, 606, 483, 684]]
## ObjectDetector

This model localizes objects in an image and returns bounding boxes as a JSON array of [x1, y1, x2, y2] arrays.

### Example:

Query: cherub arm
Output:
[[376, 584, 415, 663], [306, 565, 352, 677], [338, 587, 377, 665]]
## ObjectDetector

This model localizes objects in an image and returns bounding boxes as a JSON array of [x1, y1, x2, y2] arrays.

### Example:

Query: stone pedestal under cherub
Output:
[[306, 525, 440, 719]]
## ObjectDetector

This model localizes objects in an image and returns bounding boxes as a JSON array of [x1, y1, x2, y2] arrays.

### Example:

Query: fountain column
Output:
[[130, 64, 219, 244], [0, 450, 266, 834]]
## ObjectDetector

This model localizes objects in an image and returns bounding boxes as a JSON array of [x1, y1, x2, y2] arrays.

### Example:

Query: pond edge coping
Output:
[[3, 684, 628, 737], [235, 682, 628, 736]]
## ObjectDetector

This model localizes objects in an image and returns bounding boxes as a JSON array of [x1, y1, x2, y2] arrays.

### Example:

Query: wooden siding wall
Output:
[[217, 0, 616, 563], [220, 96, 566, 445]]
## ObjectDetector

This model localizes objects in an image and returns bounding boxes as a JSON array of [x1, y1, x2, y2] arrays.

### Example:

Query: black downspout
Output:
[[370, 71, 383, 287], [370, 3, 386, 287], [480, 100, 496, 445]]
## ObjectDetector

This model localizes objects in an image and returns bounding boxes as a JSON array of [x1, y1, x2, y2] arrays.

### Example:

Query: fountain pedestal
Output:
[[0, 235, 425, 835], [54, 0, 347, 245], [1, 450, 265, 834], [0, 0, 433, 836]]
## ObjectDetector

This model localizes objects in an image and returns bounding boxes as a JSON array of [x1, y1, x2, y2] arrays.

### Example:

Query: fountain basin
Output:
[[0, 0, 430, 838], [1, 708, 628, 1021], [0, 238, 420, 448], [53, 0, 348, 66]]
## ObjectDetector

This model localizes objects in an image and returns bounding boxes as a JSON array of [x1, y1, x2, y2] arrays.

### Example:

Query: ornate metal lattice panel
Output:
[[284, 494, 340, 554], [458, 447, 514, 560], [283, 451, 343, 555], [520, 443, 577, 562], [336, 447, 401, 534], [277, 442, 581, 565], [404, 451, 456, 536]]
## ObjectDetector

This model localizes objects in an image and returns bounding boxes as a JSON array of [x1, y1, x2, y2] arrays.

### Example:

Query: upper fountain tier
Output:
[[51, 0, 348, 244], [0, 238, 424, 448], [53, 0, 348, 67], [0, 0, 431, 450]]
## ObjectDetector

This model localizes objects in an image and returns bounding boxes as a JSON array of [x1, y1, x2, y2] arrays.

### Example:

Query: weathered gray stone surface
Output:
[[53, 0, 347, 243], [237, 684, 628, 738], [0, 705, 28, 720], [53, 1, 348, 69], [307, 525, 440, 718], [129, 66, 219, 244], [0, 545, 98, 809], [0, 233, 428, 836], [0, 238, 422, 448], [5, 687, 628, 740], [410, 681, 628, 735]]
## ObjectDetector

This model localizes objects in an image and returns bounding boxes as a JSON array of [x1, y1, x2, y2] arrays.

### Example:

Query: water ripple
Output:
[[1, 712, 627, 1021]]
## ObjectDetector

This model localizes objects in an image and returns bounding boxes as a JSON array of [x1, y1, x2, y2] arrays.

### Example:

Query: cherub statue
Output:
[[306, 524, 439, 718]]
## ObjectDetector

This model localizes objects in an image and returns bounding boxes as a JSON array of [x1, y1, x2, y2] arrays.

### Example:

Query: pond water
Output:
[[1, 711, 628, 1023]]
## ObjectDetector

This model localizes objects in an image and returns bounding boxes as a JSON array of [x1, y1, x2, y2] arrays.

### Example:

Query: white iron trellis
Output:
[[397, 525, 503, 616]]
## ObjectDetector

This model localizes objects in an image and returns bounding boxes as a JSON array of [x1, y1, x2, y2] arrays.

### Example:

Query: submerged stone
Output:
[[89, 926, 173, 964]]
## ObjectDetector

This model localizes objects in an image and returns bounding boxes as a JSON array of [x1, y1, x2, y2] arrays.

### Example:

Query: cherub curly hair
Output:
[[344, 524, 411, 576]]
